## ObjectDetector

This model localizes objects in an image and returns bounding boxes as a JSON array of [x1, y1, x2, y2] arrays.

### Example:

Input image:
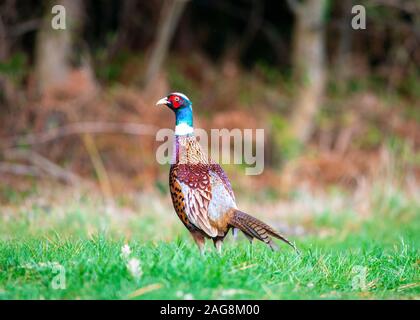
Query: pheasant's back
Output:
[[173, 135, 235, 198]]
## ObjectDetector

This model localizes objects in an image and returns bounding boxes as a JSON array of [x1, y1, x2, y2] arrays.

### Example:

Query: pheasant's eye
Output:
[[175, 97, 180, 102]]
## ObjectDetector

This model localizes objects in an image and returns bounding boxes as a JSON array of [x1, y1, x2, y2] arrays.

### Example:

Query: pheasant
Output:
[[156, 92, 296, 253]]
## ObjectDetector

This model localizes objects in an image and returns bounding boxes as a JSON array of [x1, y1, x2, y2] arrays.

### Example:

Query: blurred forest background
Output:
[[0, 0, 419, 216], [1, 0, 420, 300]]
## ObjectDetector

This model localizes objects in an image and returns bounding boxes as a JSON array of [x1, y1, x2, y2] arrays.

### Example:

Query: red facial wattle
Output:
[[169, 95, 182, 109]]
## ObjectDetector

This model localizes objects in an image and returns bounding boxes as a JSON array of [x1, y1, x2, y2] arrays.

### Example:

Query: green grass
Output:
[[0, 189, 419, 300], [0, 234, 418, 300]]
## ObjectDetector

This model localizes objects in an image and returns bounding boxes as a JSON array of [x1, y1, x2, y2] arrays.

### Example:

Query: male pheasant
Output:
[[156, 92, 296, 253]]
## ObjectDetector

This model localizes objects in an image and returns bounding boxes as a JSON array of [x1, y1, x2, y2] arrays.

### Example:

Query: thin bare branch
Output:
[[4, 149, 83, 185], [81, 133, 114, 200], [1, 122, 159, 149], [0, 162, 41, 177], [9, 19, 41, 37]]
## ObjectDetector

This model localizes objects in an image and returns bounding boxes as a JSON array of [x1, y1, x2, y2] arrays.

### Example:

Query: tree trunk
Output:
[[144, 0, 189, 89], [288, 0, 327, 144], [0, 14, 9, 61], [335, 0, 353, 86], [35, 0, 83, 94]]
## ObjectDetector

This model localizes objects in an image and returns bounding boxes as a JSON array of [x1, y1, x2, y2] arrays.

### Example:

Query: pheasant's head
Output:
[[156, 92, 194, 135]]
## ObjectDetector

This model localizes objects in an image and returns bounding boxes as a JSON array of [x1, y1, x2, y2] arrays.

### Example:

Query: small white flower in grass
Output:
[[121, 244, 131, 259], [184, 293, 194, 300], [220, 289, 250, 297], [127, 258, 143, 279], [175, 290, 184, 298]]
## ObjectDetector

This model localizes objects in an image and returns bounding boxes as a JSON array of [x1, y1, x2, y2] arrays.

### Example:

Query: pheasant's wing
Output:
[[176, 164, 218, 237], [207, 163, 239, 236], [209, 164, 235, 201]]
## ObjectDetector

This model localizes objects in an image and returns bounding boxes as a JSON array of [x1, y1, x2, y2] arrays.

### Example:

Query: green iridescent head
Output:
[[156, 92, 194, 135]]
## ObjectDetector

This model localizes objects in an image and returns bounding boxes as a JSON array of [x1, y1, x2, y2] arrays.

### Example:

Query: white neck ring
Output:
[[175, 123, 194, 136]]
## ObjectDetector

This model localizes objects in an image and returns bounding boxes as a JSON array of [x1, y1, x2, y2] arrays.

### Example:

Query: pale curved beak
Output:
[[156, 97, 168, 106]]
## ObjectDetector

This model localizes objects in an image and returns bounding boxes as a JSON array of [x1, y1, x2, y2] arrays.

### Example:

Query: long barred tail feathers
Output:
[[229, 210, 298, 252]]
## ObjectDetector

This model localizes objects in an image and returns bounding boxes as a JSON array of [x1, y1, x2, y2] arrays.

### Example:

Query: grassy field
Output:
[[0, 186, 419, 300]]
